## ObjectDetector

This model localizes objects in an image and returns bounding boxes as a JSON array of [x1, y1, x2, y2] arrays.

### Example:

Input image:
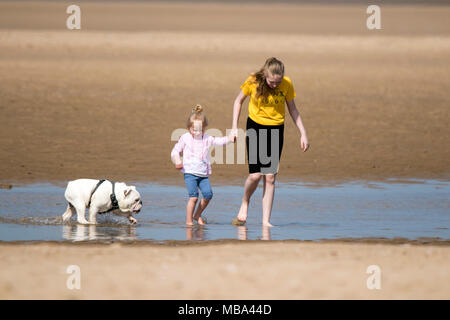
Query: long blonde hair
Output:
[[251, 57, 285, 99], [186, 104, 208, 129]]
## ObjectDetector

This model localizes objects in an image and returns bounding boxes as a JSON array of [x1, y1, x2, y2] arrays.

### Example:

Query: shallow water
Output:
[[0, 179, 449, 242]]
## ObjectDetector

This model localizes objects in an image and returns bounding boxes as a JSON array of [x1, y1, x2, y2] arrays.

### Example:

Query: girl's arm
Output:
[[210, 135, 232, 146], [171, 135, 186, 167], [286, 99, 310, 152], [231, 90, 248, 141]]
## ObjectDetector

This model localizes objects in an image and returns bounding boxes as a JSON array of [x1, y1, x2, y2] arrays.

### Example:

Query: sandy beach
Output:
[[0, 241, 449, 299], [0, 1, 449, 300]]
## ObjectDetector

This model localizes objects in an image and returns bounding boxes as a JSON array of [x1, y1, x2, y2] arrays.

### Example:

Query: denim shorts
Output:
[[184, 173, 213, 199]]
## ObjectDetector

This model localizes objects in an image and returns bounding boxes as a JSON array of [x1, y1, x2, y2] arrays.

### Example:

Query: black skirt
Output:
[[246, 117, 284, 174]]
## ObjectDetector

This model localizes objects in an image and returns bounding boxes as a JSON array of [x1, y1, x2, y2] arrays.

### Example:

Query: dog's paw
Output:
[[128, 216, 137, 225]]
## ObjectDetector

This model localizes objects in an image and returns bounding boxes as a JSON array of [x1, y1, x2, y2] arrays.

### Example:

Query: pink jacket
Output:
[[171, 132, 230, 177]]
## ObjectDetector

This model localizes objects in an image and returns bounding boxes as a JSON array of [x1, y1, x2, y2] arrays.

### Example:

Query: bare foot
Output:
[[262, 222, 274, 227], [194, 216, 207, 225], [236, 202, 248, 223], [186, 222, 194, 226]]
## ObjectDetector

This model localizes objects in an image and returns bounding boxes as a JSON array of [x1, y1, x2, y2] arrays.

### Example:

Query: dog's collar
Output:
[[88, 179, 120, 214]]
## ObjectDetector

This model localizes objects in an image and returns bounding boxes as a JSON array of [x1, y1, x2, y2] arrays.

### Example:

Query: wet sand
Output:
[[0, 1, 449, 185], [0, 241, 449, 299]]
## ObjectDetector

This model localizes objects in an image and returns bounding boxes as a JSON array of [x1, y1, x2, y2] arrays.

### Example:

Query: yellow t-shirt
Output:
[[240, 75, 296, 125]]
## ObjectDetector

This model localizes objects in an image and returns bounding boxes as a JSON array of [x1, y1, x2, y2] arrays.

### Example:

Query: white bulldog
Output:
[[62, 179, 143, 225]]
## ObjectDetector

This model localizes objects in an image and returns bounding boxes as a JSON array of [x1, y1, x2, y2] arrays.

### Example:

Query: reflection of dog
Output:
[[62, 224, 137, 242], [62, 179, 143, 225]]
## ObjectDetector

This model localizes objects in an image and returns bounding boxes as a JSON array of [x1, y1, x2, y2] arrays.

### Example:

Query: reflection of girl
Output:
[[230, 57, 310, 227], [171, 105, 233, 226]]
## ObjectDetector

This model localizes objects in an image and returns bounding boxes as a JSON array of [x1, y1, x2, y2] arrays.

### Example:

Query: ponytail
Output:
[[186, 104, 208, 128]]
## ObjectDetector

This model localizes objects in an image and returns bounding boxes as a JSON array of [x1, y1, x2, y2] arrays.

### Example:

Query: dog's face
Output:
[[119, 184, 143, 214]]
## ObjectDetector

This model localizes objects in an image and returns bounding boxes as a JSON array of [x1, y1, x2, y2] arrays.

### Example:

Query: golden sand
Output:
[[0, 242, 449, 299]]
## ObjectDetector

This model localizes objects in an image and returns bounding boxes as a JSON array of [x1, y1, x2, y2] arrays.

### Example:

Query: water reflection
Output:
[[61, 223, 273, 242], [185, 225, 205, 240], [262, 225, 271, 240], [62, 224, 137, 242], [235, 225, 271, 240], [1, 179, 448, 242], [237, 226, 247, 240]]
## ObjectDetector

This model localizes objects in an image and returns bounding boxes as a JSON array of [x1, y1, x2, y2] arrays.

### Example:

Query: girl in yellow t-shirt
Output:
[[230, 57, 310, 227]]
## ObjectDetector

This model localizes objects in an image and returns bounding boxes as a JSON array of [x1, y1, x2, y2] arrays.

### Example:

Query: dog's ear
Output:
[[124, 188, 132, 197]]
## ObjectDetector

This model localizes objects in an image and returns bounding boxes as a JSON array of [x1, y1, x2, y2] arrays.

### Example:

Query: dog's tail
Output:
[[62, 203, 75, 222]]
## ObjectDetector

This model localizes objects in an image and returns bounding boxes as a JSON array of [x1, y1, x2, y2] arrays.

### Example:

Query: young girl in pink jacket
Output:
[[171, 105, 233, 226]]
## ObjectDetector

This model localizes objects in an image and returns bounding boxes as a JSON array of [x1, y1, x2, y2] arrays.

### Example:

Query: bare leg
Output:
[[236, 173, 262, 222], [262, 174, 276, 227], [186, 197, 198, 226], [193, 198, 210, 225]]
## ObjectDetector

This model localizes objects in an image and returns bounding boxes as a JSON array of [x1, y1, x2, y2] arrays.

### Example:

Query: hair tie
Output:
[[193, 104, 203, 113]]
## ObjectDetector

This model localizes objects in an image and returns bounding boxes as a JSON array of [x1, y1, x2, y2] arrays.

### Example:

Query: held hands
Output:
[[175, 163, 183, 170], [229, 128, 238, 143]]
